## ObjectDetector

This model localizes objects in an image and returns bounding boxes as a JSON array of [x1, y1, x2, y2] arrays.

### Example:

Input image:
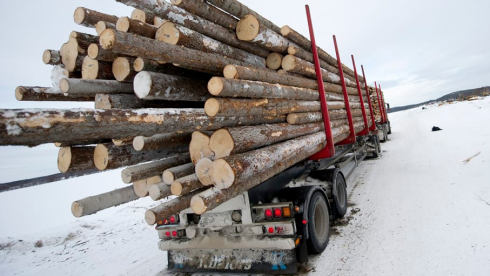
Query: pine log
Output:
[[58, 146, 95, 173], [133, 58, 211, 81], [43, 50, 61, 65], [94, 143, 188, 171], [206, 0, 281, 33], [70, 31, 99, 50], [0, 109, 286, 146], [156, 22, 265, 68], [133, 132, 192, 152], [170, 0, 237, 30], [210, 122, 323, 159], [146, 188, 207, 224], [115, 0, 269, 58], [131, 8, 156, 24], [282, 55, 357, 88], [189, 131, 213, 164], [94, 94, 203, 109], [287, 45, 342, 78], [287, 109, 364, 125], [280, 25, 363, 82], [112, 57, 136, 82], [15, 86, 93, 102], [133, 179, 150, 197], [116, 16, 158, 38], [204, 98, 352, 117], [112, 137, 134, 146], [133, 71, 210, 101], [266, 53, 283, 70], [121, 154, 190, 183], [62, 45, 85, 72], [71, 186, 139, 217], [195, 157, 214, 186], [100, 29, 247, 74], [223, 65, 358, 95], [74, 7, 118, 28], [162, 163, 195, 185], [88, 43, 120, 62], [236, 15, 292, 53], [191, 139, 325, 214], [147, 181, 173, 201], [95, 21, 117, 36], [170, 174, 202, 196], [82, 56, 114, 80], [59, 78, 133, 94]]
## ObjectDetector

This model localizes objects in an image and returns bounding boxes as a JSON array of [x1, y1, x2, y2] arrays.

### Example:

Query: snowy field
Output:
[[1, 97, 490, 275]]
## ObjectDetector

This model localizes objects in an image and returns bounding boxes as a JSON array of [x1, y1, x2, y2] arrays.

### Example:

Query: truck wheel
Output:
[[307, 192, 330, 254], [387, 121, 392, 134], [332, 171, 348, 218]]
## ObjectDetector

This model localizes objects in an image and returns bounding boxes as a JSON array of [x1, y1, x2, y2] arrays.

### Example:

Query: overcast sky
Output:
[[0, 0, 489, 108]]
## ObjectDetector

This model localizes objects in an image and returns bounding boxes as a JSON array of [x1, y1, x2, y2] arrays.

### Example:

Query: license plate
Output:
[[168, 248, 297, 274]]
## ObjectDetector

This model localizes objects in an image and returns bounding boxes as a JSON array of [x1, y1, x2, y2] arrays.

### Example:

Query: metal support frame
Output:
[[334, 36, 356, 145], [351, 55, 368, 136], [379, 84, 388, 123], [361, 65, 377, 131], [305, 5, 334, 160]]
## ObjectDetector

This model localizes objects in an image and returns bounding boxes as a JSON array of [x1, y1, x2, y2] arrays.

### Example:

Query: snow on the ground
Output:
[[1, 97, 490, 275]]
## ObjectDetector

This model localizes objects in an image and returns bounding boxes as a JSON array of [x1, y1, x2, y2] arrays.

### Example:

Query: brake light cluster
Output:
[[157, 214, 180, 226], [265, 225, 287, 235], [163, 229, 186, 240], [264, 207, 291, 220]]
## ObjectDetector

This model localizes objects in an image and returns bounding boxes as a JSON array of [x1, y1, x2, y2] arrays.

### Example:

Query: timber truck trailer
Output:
[[153, 7, 391, 274]]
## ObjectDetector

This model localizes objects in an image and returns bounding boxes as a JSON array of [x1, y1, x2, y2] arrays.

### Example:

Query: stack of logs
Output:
[[0, 0, 383, 226]]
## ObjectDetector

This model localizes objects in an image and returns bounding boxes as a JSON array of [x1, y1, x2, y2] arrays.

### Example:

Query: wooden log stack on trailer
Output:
[[0, 0, 387, 234]]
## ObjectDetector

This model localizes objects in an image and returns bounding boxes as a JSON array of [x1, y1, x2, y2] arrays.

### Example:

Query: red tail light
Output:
[[268, 227, 274, 234], [264, 209, 273, 219], [172, 231, 178, 237], [164, 231, 171, 239], [163, 219, 169, 225], [273, 208, 282, 218]]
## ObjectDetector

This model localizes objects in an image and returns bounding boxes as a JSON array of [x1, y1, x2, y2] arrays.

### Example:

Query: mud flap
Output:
[[168, 248, 297, 274]]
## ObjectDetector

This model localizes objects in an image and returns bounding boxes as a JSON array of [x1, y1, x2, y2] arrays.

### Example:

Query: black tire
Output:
[[306, 192, 330, 254], [332, 171, 348, 218], [387, 121, 392, 134]]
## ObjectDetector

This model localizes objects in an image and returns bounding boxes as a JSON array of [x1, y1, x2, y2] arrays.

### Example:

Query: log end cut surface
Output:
[[116, 17, 131, 32], [42, 50, 53, 64], [87, 44, 99, 59], [281, 55, 297, 72], [57, 147, 72, 173], [190, 194, 207, 215], [162, 171, 174, 185], [170, 181, 182, 196], [133, 71, 152, 98], [94, 144, 109, 170], [73, 7, 85, 25], [144, 210, 157, 225], [209, 129, 234, 159], [211, 159, 234, 189], [132, 136, 145, 151], [266, 53, 283, 70], [204, 98, 220, 117], [207, 77, 224, 96], [100, 29, 116, 50], [15, 87, 25, 101], [59, 78, 69, 93], [280, 25, 292, 36], [223, 65, 238, 79], [155, 22, 179, 45], [133, 58, 145, 72], [113, 57, 131, 82], [195, 157, 214, 186], [236, 14, 260, 41], [81, 56, 99, 80], [71, 201, 84, 218]]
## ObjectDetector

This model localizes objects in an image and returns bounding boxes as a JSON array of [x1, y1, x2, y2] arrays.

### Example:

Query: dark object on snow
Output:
[[432, 126, 442, 131], [422, 107, 427, 110]]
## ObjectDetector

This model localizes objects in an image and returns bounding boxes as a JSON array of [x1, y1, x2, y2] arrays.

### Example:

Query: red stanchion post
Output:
[[361, 65, 376, 131], [374, 81, 384, 123], [304, 5, 334, 160], [379, 84, 387, 123], [351, 55, 368, 136]]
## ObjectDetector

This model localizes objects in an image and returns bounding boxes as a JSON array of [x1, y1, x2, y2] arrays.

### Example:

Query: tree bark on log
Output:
[[131, 8, 156, 24], [288, 45, 344, 79], [162, 163, 195, 185], [287, 109, 363, 125], [133, 71, 210, 101], [206, 0, 281, 34], [280, 25, 363, 82], [112, 57, 137, 82], [146, 187, 207, 224], [100, 29, 248, 75], [147, 181, 173, 201], [223, 65, 358, 95], [82, 56, 114, 80], [94, 94, 203, 109], [210, 122, 323, 158], [94, 143, 188, 171], [88, 43, 120, 62], [133, 58, 212, 81], [96, 21, 117, 36], [70, 31, 99, 50], [71, 185, 139, 217], [74, 7, 118, 28], [121, 154, 190, 183], [195, 157, 214, 186], [170, 174, 202, 196], [170, 0, 237, 31], [57, 146, 95, 173], [133, 132, 192, 152], [115, 0, 269, 58], [191, 140, 324, 214], [43, 50, 61, 65], [15, 86, 93, 102], [282, 55, 357, 88], [0, 108, 286, 146], [236, 15, 292, 53], [204, 98, 350, 117], [156, 22, 266, 68], [116, 16, 158, 38], [59, 78, 133, 94], [189, 131, 213, 164], [112, 137, 134, 146]]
